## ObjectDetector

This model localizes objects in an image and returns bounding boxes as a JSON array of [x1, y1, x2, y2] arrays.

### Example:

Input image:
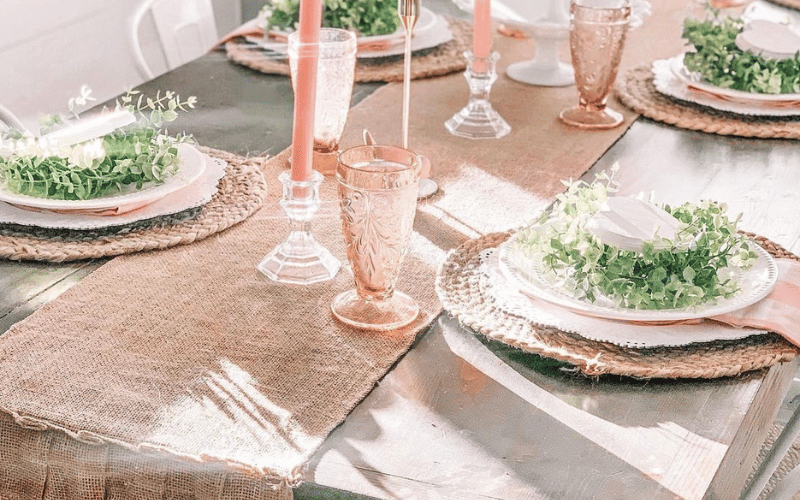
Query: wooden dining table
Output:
[[2, 1, 800, 499]]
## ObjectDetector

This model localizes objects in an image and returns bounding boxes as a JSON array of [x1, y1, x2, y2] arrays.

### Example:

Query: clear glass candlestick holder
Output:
[[445, 51, 511, 140], [258, 170, 340, 284]]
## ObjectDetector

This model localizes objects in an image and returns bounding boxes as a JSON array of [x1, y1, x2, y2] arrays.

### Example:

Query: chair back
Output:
[[0, 104, 27, 133], [132, 0, 219, 79]]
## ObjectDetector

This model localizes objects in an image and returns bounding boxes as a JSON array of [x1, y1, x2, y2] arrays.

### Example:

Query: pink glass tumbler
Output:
[[559, 0, 631, 129], [332, 145, 421, 330]]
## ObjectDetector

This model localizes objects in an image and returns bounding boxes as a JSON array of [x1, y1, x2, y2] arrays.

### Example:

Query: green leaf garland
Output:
[[510, 166, 759, 310], [0, 90, 195, 201]]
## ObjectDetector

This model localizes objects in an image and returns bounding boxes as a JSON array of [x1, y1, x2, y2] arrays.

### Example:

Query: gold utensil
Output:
[[398, 0, 420, 150]]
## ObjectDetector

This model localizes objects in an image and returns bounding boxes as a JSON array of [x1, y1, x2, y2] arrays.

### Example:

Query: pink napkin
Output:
[[710, 259, 800, 348]]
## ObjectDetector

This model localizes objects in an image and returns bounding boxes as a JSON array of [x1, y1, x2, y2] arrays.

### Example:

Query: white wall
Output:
[[0, 0, 240, 132]]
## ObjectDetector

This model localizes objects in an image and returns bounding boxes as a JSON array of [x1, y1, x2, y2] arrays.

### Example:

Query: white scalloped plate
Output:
[[497, 228, 779, 323], [0, 143, 206, 215], [0, 150, 225, 229]]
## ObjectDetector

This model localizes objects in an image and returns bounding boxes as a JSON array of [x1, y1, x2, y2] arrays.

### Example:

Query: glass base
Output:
[[331, 289, 419, 331], [506, 59, 575, 87], [258, 236, 340, 285], [559, 105, 624, 130], [313, 149, 339, 176], [445, 101, 511, 140], [418, 178, 439, 199]]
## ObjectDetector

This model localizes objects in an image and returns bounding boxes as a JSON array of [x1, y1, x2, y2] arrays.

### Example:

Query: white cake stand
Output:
[[453, 0, 575, 87]]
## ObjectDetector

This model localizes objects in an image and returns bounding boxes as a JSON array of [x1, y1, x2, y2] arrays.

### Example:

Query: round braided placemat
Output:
[[225, 18, 469, 83], [765, 0, 800, 10], [435, 231, 800, 379], [0, 147, 270, 262], [615, 65, 800, 140]]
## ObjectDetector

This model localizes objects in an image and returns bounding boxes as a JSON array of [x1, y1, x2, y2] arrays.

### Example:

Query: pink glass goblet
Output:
[[559, 0, 631, 129], [288, 28, 357, 176], [332, 145, 422, 330]]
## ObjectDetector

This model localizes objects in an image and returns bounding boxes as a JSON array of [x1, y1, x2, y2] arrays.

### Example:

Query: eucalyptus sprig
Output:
[[682, 10, 800, 94], [0, 88, 196, 201], [116, 89, 198, 130], [511, 166, 759, 310]]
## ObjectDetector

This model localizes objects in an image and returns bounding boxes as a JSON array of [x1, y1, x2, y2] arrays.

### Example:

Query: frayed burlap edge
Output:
[[614, 65, 800, 140], [2, 403, 301, 491], [435, 231, 800, 379], [225, 18, 469, 83], [0, 147, 270, 262], [765, 0, 800, 10]]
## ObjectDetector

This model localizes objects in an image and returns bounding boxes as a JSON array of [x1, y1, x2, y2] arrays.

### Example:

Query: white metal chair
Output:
[[743, 379, 800, 500], [0, 104, 27, 133], [130, 0, 219, 79]]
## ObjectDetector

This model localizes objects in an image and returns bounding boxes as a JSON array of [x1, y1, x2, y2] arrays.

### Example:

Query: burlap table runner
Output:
[[0, 148, 270, 262], [225, 18, 469, 83], [0, 145, 442, 499], [615, 65, 800, 140]]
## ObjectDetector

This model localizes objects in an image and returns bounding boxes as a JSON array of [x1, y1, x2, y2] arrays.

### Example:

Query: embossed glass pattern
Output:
[[288, 29, 357, 157], [559, 0, 631, 129], [332, 145, 421, 330]]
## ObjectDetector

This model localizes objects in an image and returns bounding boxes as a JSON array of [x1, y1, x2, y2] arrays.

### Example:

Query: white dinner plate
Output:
[[497, 228, 779, 323], [652, 57, 800, 117], [357, 7, 446, 58], [0, 148, 226, 230], [251, 7, 449, 59], [0, 142, 206, 215], [671, 56, 800, 104]]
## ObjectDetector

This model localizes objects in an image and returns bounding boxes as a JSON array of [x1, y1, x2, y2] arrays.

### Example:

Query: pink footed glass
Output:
[[332, 145, 422, 330], [288, 28, 357, 175], [559, 0, 631, 129]]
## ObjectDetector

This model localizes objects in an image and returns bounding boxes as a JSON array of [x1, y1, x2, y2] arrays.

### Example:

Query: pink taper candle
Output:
[[290, 0, 322, 181], [473, 0, 491, 72]]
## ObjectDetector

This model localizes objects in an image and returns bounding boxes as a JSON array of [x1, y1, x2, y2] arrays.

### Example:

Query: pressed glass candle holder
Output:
[[445, 51, 511, 140], [258, 170, 340, 284]]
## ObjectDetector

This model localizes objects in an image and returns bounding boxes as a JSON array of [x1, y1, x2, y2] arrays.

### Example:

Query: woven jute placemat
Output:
[[0, 147, 270, 262], [615, 65, 800, 140], [225, 18, 469, 83], [436, 231, 800, 379]]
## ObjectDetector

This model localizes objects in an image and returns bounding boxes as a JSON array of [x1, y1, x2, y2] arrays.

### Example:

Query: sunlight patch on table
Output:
[[434, 163, 551, 234], [146, 358, 320, 477], [441, 325, 728, 500], [408, 231, 448, 269], [313, 389, 549, 499]]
